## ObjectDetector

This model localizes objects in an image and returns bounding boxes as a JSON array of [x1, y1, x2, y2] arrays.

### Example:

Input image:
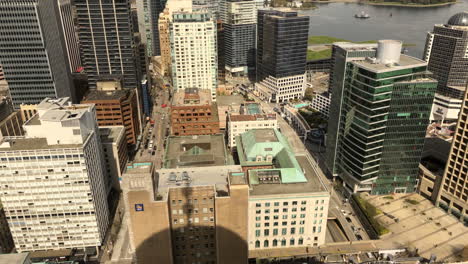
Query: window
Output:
[[292, 201, 297, 205], [265, 209, 270, 214], [273, 239, 278, 247], [255, 240, 260, 248], [301, 201, 307, 205], [300, 220, 305, 225], [282, 215, 288, 220], [264, 229, 269, 236], [291, 228, 296, 234], [274, 209, 279, 213], [255, 230, 260, 237], [256, 210, 261, 214], [274, 202, 279, 206], [290, 238, 295, 246], [256, 217, 261, 221], [299, 227, 304, 234], [283, 202, 288, 206], [281, 239, 286, 246], [273, 229, 278, 235], [292, 214, 297, 219], [283, 208, 288, 213], [282, 228, 287, 235], [298, 238, 304, 245], [273, 215, 279, 220], [264, 216, 270, 220], [264, 240, 269, 247], [256, 223, 261, 227], [256, 203, 261, 207], [265, 223, 270, 227], [265, 202, 270, 207], [300, 214, 306, 218], [300, 207, 306, 211], [292, 208, 297, 212], [282, 221, 287, 226], [291, 221, 296, 225]]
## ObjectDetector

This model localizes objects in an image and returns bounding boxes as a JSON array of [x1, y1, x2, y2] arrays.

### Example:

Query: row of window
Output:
[[255, 237, 311, 248]]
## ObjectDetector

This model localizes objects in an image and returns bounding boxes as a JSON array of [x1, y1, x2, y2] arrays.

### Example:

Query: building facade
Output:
[[235, 129, 329, 250], [81, 88, 140, 145], [137, 0, 154, 56], [99, 126, 128, 193], [424, 12, 468, 121], [75, 0, 139, 89], [170, 11, 218, 100], [0, 204, 14, 254], [0, 0, 76, 106], [0, 98, 109, 251], [309, 92, 331, 118], [123, 164, 249, 264], [326, 40, 437, 194], [227, 113, 277, 148], [170, 89, 220, 136], [255, 10, 309, 103], [221, 0, 257, 76], [435, 83, 468, 225], [58, 0, 82, 73], [158, 0, 193, 77]]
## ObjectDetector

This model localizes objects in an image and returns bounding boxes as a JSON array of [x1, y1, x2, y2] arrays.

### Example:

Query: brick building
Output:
[[170, 88, 220, 136], [0, 97, 23, 138], [81, 88, 140, 145]]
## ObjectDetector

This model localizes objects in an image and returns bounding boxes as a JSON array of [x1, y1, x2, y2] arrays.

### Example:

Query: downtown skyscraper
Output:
[[326, 40, 437, 195], [255, 10, 309, 103], [75, 0, 139, 89], [219, 0, 257, 77], [424, 12, 468, 121], [0, 0, 76, 106]]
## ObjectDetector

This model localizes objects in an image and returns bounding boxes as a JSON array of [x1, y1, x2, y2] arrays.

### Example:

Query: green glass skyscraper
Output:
[[326, 40, 437, 195]]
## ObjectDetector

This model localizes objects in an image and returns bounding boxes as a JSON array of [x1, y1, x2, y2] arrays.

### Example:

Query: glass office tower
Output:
[[327, 40, 437, 195]]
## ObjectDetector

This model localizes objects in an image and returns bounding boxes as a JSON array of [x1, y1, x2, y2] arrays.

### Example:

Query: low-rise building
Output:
[[123, 163, 249, 264], [99, 126, 128, 192], [236, 129, 329, 250], [164, 134, 232, 168], [227, 112, 277, 148], [0, 253, 31, 264], [216, 95, 245, 131], [170, 88, 220, 136], [81, 86, 140, 145]]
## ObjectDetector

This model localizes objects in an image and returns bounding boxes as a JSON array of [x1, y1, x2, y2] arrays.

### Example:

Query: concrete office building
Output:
[[0, 97, 23, 139], [424, 12, 468, 121], [170, 88, 220, 136], [170, 11, 218, 100], [158, 0, 193, 77], [326, 40, 437, 194], [123, 163, 248, 264], [81, 87, 140, 145], [0, 98, 109, 251], [227, 103, 277, 148], [75, 0, 139, 89], [255, 10, 309, 103], [0, 0, 76, 106], [99, 126, 128, 192], [235, 129, 329, 250], [309, 92, 331, 118], [220, 0, 257, 76], [435, 84, 468, 225]]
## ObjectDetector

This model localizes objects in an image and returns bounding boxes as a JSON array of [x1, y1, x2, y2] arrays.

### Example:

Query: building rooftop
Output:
[[216, 95, 245, 107], [99, 126, 125, 144], [164, 134, 231, 168], [82, 89, 130, 101], [0, 252, 30, 264], [240, 103, 261, 115], [230, 113, 276, 122], [353, 54, 427, 73], [0, 137, 81, 151], [25, 104, 91, 127], [249, 155, 327, 196], [154, 165, 243, 200], [236, 129, 320, 189], [334, 42, 378, 51], [36, 97, 70, 111], [420, 137, 451, 176], [172, 88, 212, 106]]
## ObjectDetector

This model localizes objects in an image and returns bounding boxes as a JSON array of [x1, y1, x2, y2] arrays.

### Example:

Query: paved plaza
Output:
[[363, 193, 468, 262]]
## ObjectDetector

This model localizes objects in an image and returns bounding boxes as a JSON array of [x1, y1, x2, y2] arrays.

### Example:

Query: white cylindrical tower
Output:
[[377, 40, 402, 64]]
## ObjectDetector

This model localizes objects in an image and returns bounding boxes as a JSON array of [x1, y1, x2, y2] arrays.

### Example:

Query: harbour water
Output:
[[300, 1, 468, 58]]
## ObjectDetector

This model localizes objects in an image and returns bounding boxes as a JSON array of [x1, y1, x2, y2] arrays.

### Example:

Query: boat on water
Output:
[[355, 11, 370, 19]]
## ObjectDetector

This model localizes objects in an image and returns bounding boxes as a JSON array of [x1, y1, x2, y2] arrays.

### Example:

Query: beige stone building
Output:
[[123, 164, 249, 264], [435, 84, 468, 225]]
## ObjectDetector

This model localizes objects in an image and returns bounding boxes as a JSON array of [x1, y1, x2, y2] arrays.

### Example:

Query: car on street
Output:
[[162, 104, 168, 108]]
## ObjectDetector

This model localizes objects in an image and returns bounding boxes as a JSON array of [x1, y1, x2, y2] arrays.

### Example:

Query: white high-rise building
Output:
[[170, 11, 218, 101], [0, 98, 109, 252]]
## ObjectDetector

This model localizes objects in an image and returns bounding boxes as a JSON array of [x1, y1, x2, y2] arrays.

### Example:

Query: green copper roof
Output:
[[237, 129, 307, 184]]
